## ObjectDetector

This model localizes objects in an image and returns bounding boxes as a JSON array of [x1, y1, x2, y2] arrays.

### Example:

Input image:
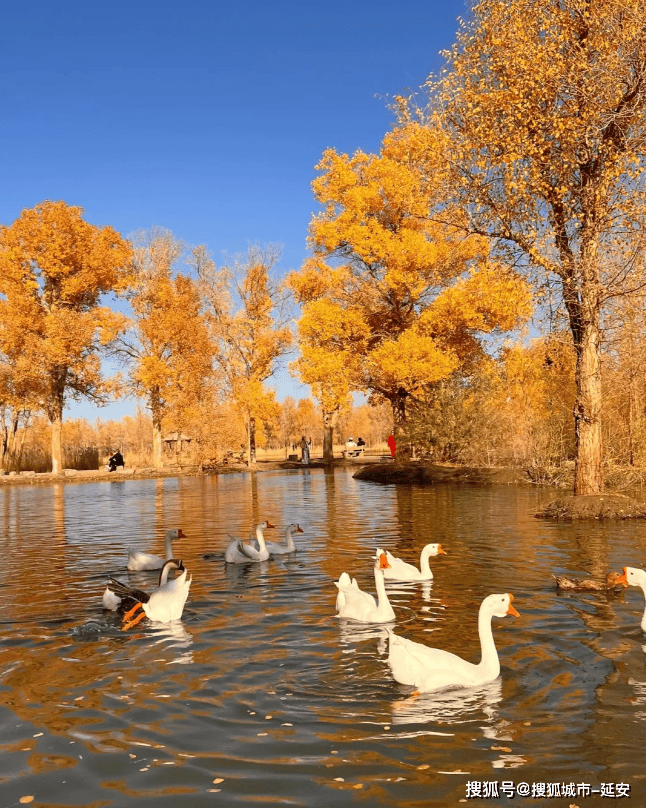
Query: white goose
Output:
[[335, 550, 396, 623], [264, 523, 303, 555], [388, 593, 519, 692], [127, 528, 186, 571], [103, 559, 192, 630], [384, 543, 447, 581], [225, 520, 275, 563], [617, 567, 646, 631]]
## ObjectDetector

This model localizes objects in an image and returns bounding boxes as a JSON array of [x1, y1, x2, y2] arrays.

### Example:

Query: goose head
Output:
[[617, 566, 646, 590], [287, 523, 304, 534], [257, 521, 276, 531], [374, 549, 392, 570], [484, 593, 520, 619], [167, 529, 186, 540]]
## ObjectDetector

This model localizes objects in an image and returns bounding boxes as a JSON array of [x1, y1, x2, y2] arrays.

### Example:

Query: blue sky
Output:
[[1, 0, 470, 422]]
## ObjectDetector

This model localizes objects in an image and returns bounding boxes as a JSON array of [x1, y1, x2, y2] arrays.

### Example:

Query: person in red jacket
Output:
[[387, 434, 396, 458]]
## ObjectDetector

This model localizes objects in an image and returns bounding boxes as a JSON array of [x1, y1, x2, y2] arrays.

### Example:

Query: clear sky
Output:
[[1, 0, 470, 422]]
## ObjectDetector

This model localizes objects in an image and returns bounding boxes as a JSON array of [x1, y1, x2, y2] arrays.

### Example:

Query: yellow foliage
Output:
[[290, 128, 531, 420], [0, 201, 133, 423]]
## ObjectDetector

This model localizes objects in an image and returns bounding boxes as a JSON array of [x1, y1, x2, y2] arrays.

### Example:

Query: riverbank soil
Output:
[[352, 462, 528, 486]]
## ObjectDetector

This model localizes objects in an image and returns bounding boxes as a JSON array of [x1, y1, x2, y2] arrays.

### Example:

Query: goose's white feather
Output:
[[388, 593, 519, 692], [335, 550, 396, 623], [225, 521, 274, 563], [384, 543, 446, 581], [127, 528, 186, 571]]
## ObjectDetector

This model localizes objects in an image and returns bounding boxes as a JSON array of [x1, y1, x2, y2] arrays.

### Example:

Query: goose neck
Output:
[[159, 562, 175, 586], [477, 605, 499, 675], [164, 533, 174, 560], [373, 566, 390, 606], [255, 528, 267, 551], [419, 547, 433, 575]]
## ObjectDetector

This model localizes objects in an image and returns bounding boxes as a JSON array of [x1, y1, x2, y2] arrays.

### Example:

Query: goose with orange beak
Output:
[[225, 520, 275, 563], [384, 543, 447, 581], [616, 567, 646, 631], [127, 528, 187, 571], [388, 593, 520, 692], [261, 523, 304, 555], [335, 550, 396, 623]]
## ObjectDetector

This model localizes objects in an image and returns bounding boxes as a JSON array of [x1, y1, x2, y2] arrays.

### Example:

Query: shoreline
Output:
[[0, 456, 368, 486]]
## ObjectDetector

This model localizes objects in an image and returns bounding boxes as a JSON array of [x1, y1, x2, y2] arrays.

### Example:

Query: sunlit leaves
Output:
[[0, 200, 133, 471], [291, 126, 531, 431]]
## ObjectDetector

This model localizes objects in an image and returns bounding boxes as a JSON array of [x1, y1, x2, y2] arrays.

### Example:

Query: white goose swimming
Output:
[[617, 567, 646, 631], [335, 550, 396, 623], [127, 528, 186, 571], [264, 523, 303, 555], [103, 559, 192, 630], [225, 520, 275, 563], [384, 543, 447, 581], [388, 593, 519, 692]]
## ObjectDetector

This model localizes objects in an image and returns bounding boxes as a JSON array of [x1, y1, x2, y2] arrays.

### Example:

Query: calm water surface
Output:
[[2, 468, 646, 807]]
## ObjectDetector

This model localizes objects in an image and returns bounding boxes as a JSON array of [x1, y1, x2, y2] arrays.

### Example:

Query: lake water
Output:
[[2, 467, 646, 807]]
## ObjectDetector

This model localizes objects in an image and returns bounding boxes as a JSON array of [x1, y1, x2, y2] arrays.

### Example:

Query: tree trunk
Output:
[[51, 406, 63, 474], [0, 410, 8, 473], [391, 388, 409, 461], [322, 408, 339, 463], [573, 318, 603, 495], [151, 393, 164, 468], [248, 415, 257, 466]]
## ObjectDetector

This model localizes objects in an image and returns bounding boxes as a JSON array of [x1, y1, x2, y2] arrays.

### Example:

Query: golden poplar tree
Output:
[[290, 129, 531, 457], [405, 0, 646, 493], [197, 244, 293, 466], [0, 201, 132, 472], [117, 227, 213, 468]]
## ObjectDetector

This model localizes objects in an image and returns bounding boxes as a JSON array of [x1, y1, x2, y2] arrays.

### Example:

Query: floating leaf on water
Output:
[[33, 733, 43, 737], [383, 725, 390, 730], [491, 746, 512, 752], [19, 798, 34, 804], [265, 715, 272, 720], [213, 778, 224, 784], [417, 764, 430, 770], [281, 723, 293, 727], [334, 777, 344, 782], [208, 788, 221, 792], [353, 784, 363, 790], [129, 754, 136, 759], [257, 732, 268, 737]]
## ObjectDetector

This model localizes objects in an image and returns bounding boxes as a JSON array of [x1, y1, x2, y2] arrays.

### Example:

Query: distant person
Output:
[[346, 437, 356, 450], [108, 450, 125, 472], [387, 434, 396, 458], [357, 437, 365, 447], [299, 436, 310, 465]]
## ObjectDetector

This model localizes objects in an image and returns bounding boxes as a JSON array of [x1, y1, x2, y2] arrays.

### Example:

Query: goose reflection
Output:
[[337, 621, 391, 656], [390, 678, 503, 727], [150, 621, 194, 665]]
